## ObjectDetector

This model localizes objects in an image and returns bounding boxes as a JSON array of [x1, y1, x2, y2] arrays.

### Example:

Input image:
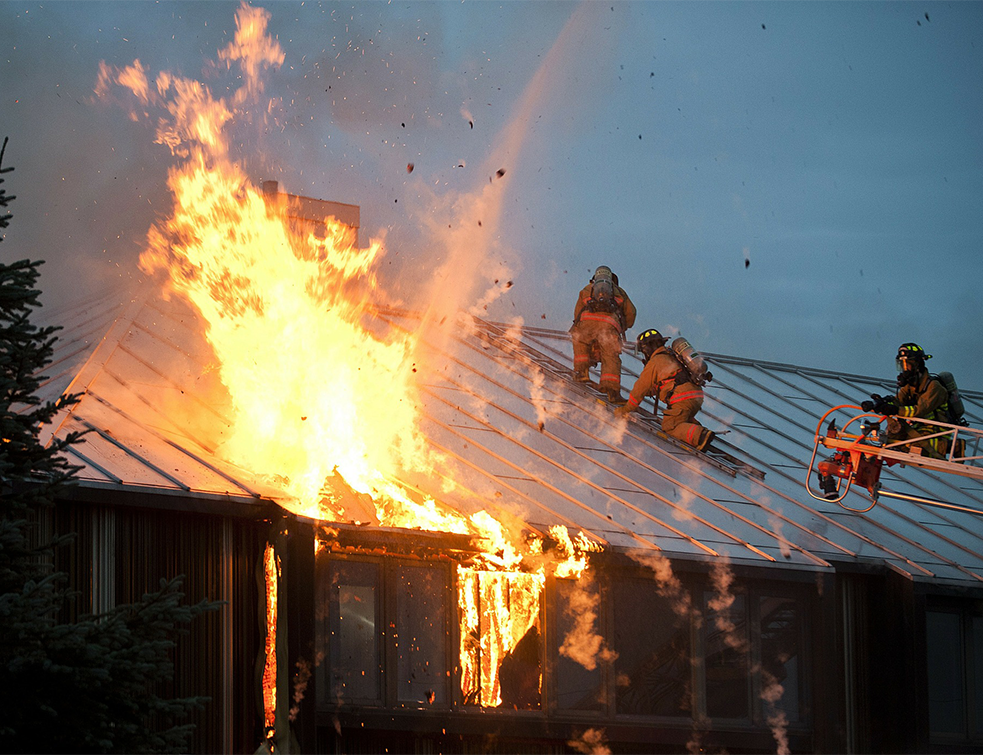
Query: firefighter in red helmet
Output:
[[615, 329, 714, 452], [861, 342, 950, 459], [570, 266, 636, 405]]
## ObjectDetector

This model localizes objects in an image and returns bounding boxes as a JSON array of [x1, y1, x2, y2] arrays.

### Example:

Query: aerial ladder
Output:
[[805, 405, 983, 514]]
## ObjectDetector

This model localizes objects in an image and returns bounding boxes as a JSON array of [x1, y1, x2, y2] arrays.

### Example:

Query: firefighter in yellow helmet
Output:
[[615, 329, 714, 451], [570, 266, 636, 404], [861, 342, 951, 459]]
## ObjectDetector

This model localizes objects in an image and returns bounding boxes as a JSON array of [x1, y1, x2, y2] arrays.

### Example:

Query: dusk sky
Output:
[[2, 1, 981, 388]]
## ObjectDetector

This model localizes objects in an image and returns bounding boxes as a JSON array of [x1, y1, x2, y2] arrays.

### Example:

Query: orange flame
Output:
[[262, 543, 278, 731], [139, 155, 440, 522], [98, 1, 610, 710]]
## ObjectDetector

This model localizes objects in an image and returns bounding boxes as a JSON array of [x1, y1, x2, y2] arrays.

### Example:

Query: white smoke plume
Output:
[[760, 671, 791, 755], [558, 574, 617, 672], [707, 558, 745, 651]]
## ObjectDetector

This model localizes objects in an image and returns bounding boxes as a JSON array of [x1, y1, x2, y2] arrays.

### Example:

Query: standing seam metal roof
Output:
[[34, 286, 983, 586]]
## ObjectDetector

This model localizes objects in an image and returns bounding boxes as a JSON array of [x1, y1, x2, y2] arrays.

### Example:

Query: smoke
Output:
[[630, 550, 697, 622], [567, 727, 610, 755], [707, 559, 743, 646], [557, 574, 617, 672], [760, 672, 791, 755]]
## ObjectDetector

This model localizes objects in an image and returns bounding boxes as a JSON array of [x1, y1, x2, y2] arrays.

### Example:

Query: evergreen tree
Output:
[[0, 137, 220, 753]]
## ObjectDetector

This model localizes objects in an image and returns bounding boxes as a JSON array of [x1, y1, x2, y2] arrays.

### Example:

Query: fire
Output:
[[139, 152, 440, 523], [98, 2, 610, 712], [262, 543, 278, 732]]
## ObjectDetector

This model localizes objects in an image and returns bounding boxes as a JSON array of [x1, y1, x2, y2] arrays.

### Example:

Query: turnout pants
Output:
[[571, 319, 623, 393], [662, 384, 712, 449]]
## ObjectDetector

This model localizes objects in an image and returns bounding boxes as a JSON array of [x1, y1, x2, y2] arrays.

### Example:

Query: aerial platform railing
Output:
[[805, 405, 983, 514]]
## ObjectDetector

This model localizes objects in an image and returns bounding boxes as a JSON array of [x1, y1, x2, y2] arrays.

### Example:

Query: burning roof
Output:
[[36, 277, 983, 587]]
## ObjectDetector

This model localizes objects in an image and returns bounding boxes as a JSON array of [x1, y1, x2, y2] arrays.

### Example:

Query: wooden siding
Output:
[[54, 497, 269, 754]]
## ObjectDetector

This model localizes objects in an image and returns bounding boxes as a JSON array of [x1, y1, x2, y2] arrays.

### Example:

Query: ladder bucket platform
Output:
[[805, 404, 983, 513]]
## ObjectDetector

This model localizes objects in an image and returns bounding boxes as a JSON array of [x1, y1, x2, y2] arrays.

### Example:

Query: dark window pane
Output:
[[330, 561, 381, 702], [396, 564, 448, 705], [705, 592, 750, 720], [614, 578, 691, 717], [760, 597, 802, 723], [926, 611, 965, 735], [974, 616, 983, 737], [555, 578, 605, 711]]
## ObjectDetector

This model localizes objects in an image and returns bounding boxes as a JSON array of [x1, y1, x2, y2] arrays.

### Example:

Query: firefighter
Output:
[[862, 342, 950, 459], [570, 266, 636, 404], [615, 329, 714, 451]]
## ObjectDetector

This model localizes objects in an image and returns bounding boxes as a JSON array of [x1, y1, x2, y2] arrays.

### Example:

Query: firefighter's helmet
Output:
[[637, 328, 667, 358], [896, 342, 931, 374]]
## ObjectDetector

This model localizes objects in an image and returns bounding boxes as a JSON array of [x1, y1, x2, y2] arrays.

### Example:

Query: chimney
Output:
[[263, 180, 279, 198]]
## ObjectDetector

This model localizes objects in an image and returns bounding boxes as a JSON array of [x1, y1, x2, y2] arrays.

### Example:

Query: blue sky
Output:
[[2, 1, 981, 388]]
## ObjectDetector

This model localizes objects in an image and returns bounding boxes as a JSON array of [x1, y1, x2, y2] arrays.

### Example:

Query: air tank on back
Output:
[[670, 337, 712, 386]]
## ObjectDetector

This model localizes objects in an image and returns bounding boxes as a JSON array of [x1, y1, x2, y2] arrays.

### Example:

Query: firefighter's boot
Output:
[[696, 429, 715, 452], [606, 389, 628, 407]]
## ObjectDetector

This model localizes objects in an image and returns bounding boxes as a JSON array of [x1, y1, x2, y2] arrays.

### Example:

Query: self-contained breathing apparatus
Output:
[[585, 266, 617, 314], [636, 329, 713, 387]]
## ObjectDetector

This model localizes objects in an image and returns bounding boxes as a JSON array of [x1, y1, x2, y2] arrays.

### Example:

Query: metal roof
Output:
[[35, 286, 983, 586]]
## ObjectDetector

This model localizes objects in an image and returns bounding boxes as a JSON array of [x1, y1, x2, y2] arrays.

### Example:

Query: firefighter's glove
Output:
[[861, 393, 882, 412], [870, 394, 898, 415], [614, 405, 632, 418]]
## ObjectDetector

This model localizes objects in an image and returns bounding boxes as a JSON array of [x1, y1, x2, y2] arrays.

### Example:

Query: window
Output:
[[759, 596, 803, 724], [704, 592, 750, 720], [975, 616, 983, 737], [700, 588, 807, 725], [613, 577, 692, 717], [554, 577, 605, 712], [323, 560, 382, 704], [459, 569, 542, 710], [317, 555, 452, 709], [926, 605, 983, 740], [395, 564, 448, 705]]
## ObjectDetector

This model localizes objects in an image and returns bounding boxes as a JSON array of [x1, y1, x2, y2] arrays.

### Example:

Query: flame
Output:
[[262, 543, 278, 732], [98, 1, 612, 710], [139, 151, 440, 521]]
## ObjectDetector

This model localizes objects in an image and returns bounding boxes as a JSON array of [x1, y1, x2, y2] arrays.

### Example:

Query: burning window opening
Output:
[[316, 521, 605, 709]]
